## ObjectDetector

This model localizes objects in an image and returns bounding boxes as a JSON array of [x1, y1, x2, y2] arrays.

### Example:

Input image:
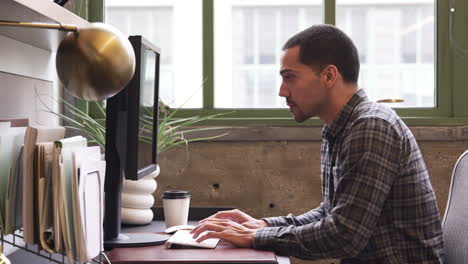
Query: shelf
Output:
[[0, 0, 90, 51]]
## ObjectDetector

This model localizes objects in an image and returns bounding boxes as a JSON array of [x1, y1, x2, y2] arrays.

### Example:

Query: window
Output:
[[100, 0, 465, 125], [105, 0, 203, 108], [336, 0, 435, 107], [214, 0, 323, 108]]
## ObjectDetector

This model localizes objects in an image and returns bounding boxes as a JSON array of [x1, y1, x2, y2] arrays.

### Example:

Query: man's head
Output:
[[279, 24, 360, 123]]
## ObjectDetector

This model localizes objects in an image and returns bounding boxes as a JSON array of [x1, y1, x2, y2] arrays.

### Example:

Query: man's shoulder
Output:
[[347, 100, 409, 137], [352, 100, 398, 123]]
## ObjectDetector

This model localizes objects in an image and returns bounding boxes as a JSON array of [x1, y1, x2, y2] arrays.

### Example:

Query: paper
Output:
[[21, 126, 38, 243], [165, 229, 220, 249], [4, 147, 24, 235], [0, 134, 14, 232], [71, 146, 103, 262], [0, 126, 26, 234], [0, 122, 11, 130], [37, 142, 56, 253], [22, 126, 65, 244], [78, 158, 106, 262], [55, 136, 87, 262], [52, 144, 63, 253]]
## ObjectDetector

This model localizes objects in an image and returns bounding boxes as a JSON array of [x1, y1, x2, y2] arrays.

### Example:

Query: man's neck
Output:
[[320, 84, 359, 125]]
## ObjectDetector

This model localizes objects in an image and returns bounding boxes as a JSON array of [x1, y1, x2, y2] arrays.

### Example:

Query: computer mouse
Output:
[[164, 224, 196, 234]]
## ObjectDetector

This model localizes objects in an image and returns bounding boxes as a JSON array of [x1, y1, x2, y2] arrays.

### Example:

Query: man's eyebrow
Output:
[[280, 69, 293, 75]]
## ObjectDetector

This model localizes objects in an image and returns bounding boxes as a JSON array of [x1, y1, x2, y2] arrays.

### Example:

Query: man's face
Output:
[[279, 46, 328, 122]]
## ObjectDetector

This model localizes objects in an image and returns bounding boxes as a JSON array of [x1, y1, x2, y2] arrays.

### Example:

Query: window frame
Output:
[[92, 0, 468, 126]]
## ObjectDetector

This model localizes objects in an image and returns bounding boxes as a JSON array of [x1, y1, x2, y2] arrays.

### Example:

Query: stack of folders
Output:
[[0, 122, 106, 263]]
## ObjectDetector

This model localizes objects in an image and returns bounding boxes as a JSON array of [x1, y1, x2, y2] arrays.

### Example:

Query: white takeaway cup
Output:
[[162, 190, 190, 228]]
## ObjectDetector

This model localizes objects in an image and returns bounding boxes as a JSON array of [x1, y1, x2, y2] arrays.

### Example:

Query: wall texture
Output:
[[154, 137, 467, 264]]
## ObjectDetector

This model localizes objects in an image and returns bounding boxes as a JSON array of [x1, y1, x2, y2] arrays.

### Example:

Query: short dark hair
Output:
[[282, 24, 360, 83]]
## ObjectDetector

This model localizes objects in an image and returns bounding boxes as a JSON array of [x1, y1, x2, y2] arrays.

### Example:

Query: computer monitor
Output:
[[120, 35, 159, 181], [104, 35, 167, 247]]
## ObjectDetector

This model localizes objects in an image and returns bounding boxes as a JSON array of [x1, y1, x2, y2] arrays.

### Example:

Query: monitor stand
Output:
[[104, 233, 168, 248], [103, 160, 167, 248]]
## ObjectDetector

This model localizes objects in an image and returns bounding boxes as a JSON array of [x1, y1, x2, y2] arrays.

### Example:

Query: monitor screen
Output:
[[138, 45, 157, 170]]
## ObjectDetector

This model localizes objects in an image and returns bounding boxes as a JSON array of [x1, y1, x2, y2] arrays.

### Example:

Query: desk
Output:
[[118, 219, 290, 264], [110, 208, 290, 264]]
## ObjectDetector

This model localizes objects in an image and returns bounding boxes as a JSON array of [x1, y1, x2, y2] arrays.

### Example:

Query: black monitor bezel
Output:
[[125, 35, 161, 181]]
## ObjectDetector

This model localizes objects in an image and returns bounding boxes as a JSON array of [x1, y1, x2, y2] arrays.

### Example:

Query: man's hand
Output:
[[200, 209, 269, 229], [190, 218, 257, 248], [190, 209, 270, 247]]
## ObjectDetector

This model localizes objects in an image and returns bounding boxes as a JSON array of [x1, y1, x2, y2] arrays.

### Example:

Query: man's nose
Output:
[[279, 83, 289, 98]]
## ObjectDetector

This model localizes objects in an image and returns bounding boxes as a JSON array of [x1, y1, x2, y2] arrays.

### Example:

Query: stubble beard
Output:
[[291, 106, 311, 123]]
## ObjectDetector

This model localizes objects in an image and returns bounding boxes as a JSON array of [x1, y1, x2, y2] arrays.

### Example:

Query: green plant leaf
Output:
[[37, 90, 231, 156]]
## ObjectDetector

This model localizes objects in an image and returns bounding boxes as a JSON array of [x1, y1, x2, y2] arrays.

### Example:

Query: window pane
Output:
[[105, 0, 202, 108], [337, 0, 435, 108], [215, 0, 323, 108]]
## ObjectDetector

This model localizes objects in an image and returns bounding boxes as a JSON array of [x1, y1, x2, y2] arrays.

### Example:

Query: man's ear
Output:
[[322, 65, 338, 86]]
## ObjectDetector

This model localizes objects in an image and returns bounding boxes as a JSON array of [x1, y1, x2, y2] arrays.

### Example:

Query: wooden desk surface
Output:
[[120, 220, 290, 264]]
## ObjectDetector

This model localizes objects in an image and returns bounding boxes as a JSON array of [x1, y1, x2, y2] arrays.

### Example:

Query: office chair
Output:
[[442, 150, 468, 263]]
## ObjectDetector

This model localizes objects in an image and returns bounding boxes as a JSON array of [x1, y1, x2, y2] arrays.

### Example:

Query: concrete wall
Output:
[[152, 128, 468, 264]]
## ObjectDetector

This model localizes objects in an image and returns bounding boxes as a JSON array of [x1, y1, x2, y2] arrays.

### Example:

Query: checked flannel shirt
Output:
[[253, 89, 444, 263]]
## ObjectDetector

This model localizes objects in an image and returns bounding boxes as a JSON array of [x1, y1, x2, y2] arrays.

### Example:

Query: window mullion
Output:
[[450, 0, 468, 117], [203, 0, 214, 109], [88, 0, 104, 22], [435, 0, 453, 117], [323, 0, 336, 25]]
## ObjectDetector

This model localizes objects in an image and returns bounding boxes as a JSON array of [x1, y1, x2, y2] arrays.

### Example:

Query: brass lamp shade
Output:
[[56, 23, 135, 101], [0, 21, 135, 101]]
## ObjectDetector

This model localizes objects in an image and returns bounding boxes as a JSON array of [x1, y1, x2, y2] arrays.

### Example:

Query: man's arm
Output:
[[190, 204, 327, 245], [253, 118, 400, 260], [199, 209, 269, 229], [262, 203, 327, 227]]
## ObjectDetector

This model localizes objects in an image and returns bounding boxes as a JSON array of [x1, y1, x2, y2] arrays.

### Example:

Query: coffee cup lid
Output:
[[162, 190, 190, 199]]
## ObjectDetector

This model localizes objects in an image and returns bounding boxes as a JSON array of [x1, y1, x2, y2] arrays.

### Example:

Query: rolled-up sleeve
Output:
[[253, 118, 401, 260], [262, 203, 327, 227]]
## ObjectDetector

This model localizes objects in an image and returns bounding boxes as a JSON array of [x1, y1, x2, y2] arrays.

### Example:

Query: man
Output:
[[190, 24, 444, 263]]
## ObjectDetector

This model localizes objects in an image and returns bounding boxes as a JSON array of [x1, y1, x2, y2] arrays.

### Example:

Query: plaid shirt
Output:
[[254, 90, 444, 263]]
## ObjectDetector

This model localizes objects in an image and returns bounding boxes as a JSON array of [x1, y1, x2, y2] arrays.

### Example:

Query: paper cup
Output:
[[162, 190, 190, 228]]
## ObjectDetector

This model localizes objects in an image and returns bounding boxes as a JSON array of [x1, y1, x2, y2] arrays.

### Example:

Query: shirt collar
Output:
[[322, 89, 368, 141]]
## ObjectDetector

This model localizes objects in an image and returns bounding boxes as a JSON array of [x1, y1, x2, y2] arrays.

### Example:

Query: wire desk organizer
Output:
[[0, 229, 111, 264]]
